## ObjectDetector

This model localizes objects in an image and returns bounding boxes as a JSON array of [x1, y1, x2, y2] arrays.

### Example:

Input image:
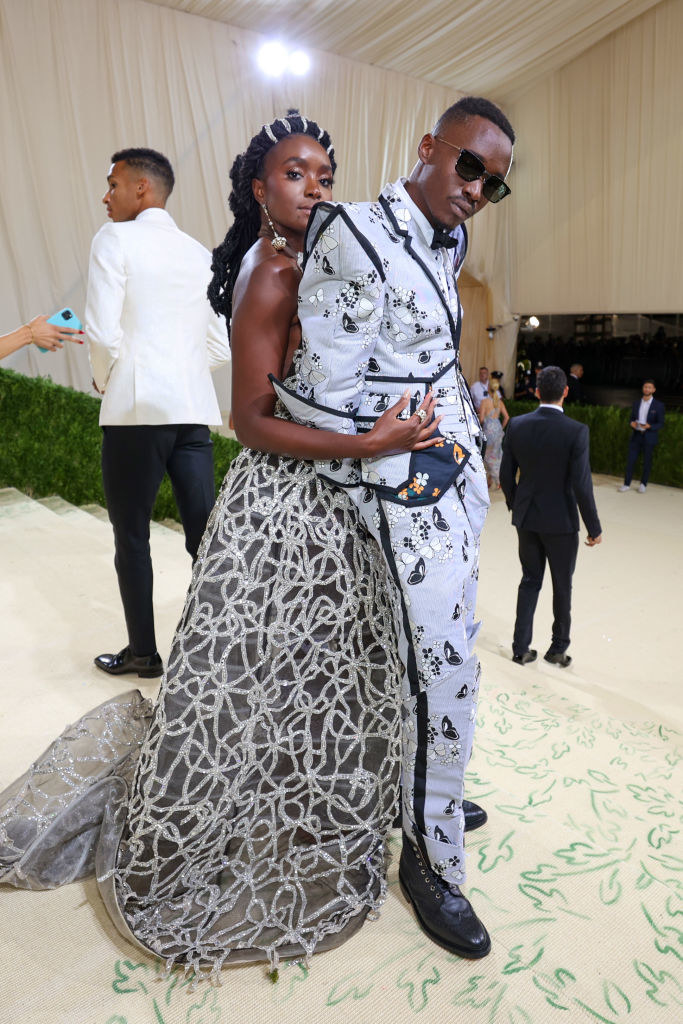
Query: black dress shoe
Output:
[[544, 650, 571, 668], [393, 799, 488, 832], [462, 799, 488, 831], [512, 649, 537, 665], [94, 646, 163, 678], [398, 835, 491, 959]]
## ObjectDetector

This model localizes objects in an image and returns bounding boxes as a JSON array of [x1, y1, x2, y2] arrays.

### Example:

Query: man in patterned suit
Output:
[[273, 96, 514, 958]]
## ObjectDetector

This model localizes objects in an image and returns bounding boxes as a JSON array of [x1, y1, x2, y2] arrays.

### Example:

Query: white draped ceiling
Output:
[[145, 0, 663, 99], [1, 0, 680, 401]]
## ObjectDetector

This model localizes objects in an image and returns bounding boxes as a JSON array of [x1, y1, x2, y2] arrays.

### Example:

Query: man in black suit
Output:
[[500, 366, 602, 668], [566, 363, 585, 404], [618, 379, 665, 493]]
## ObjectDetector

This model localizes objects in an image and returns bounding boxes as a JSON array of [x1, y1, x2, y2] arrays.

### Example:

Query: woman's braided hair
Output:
[[207, 111, 336, 325]]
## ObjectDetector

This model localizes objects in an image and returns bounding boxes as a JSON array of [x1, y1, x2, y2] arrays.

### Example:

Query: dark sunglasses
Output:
[[434, 136, 511, 204]]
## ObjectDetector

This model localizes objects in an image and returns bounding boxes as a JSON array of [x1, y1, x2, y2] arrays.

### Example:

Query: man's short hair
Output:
[[435, 97, 515, 146], [537, 366, 567, 403], [480, 366, 488, 371], [643, 378, 656, 386], [111, 147, 175, 198]]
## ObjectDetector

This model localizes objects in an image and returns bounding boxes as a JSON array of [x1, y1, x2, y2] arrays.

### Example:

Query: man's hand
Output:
[[585, 534, 602, 546]]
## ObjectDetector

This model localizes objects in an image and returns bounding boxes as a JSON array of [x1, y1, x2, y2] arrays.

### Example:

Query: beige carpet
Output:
[[0, 477, 681, 1024]]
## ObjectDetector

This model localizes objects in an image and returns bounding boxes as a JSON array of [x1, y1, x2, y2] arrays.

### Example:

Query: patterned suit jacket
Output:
[[272, 180, 482, 507]]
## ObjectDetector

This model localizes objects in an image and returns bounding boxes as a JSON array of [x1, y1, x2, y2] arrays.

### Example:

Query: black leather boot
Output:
[[398, 834, 491, 959]]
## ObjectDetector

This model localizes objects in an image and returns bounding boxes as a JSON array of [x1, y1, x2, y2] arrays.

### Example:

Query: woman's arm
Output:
[[230, 255, 439, 459], [500, 399, 509, 428], [0, 316, 82, 360], [478, 397, 491, 425]]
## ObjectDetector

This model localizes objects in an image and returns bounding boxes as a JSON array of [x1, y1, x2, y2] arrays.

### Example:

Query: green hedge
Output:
[[504, 399, 683, 488], [1, 369, 681, 502], [0, 368, 242, 520]]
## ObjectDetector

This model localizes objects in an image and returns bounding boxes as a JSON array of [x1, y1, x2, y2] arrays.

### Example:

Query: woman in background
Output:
[[479, 374, 509, 488]]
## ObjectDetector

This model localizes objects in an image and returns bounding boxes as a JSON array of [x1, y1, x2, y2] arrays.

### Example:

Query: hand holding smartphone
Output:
[[37, 308, 84, 352]]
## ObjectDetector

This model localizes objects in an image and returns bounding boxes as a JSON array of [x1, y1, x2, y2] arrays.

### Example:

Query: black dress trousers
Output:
[[513, 528, 579, 656], [101, 424, 215, 655]]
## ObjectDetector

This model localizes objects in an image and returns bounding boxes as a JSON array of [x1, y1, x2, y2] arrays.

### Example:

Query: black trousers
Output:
[[102, 424, 215, 656], [512, 528, 579, 656], [624, 433, 656, 486]]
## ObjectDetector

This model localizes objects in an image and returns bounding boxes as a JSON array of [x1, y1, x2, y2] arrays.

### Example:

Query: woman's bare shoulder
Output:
[[234, 240, 300, 303]]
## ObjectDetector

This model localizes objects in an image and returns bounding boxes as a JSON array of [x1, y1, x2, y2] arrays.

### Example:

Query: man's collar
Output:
[[538, 403, 564, 413], [135, 207, 175, 225], [390, 178, 435, 248], [383, 179, 466, 264]]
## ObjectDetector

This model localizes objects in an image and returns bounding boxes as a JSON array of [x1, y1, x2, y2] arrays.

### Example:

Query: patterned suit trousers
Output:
[[358, 449, 489, 886]]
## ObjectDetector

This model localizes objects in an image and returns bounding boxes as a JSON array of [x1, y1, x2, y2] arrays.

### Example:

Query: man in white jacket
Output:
[[86, 148, 230, 678]]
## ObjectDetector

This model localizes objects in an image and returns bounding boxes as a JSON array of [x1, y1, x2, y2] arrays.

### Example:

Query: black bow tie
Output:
[[431, 227, 458, 250]]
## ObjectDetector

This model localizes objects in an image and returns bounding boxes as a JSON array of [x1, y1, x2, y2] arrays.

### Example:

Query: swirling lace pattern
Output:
[[100, 447, 403, 972]]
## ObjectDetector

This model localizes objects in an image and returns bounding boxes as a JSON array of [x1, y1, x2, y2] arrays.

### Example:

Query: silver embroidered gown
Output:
[[0, 407, 403, 974]]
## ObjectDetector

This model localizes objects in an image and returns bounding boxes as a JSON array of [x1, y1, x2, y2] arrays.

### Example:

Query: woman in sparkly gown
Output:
[[0, 114, 439, 979], [478, 376, 509, 488]]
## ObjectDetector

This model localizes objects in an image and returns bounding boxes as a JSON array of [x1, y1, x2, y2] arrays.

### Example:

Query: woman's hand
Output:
[[363, 390, 442, 457], [27, 315, 84, 351]]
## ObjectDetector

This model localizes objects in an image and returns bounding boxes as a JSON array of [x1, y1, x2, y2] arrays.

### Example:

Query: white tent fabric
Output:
[[146, 0, 662, 99], [508, 0, 683, 314]]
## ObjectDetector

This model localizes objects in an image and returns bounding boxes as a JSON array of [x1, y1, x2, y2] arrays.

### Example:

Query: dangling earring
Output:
[[261, 203, 286, 251]]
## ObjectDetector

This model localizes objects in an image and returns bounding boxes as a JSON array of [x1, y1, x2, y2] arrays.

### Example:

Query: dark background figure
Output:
[[566, 362, 585, 404], [500, 366, 602, 669], [514, 367, 536, 400], [491, 369, 506, 398], [618, 379, 665, 493], [470, 365, 489, 411]]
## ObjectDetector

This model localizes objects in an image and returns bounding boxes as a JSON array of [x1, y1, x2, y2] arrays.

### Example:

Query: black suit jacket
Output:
[[630, 396, 665, 445], [566, 374, 584, 404], [500, 407, 602, 537]]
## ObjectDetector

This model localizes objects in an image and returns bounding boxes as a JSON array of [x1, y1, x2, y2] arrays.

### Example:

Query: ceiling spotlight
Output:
[[257, 41, 289, 77], [528, 315, 540, 329], [288, 50, 311, 75]]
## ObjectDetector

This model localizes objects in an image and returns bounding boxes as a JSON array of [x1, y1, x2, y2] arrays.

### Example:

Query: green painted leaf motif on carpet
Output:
[[451, 976, 534, 1023]]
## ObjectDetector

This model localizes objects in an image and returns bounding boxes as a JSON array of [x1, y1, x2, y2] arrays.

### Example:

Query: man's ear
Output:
[[252, 178, 265, 206], [417, 133, 435, 165], [534, 388, 541, 400], [136, 176, 149, 196]]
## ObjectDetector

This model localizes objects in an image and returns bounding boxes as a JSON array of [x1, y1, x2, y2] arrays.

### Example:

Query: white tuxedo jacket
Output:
[[273, 180, 481, 507], [86, 207, 230, 426]]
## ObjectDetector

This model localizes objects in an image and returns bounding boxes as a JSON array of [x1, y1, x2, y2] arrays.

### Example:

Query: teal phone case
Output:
[[40, 308, 83, 352]]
